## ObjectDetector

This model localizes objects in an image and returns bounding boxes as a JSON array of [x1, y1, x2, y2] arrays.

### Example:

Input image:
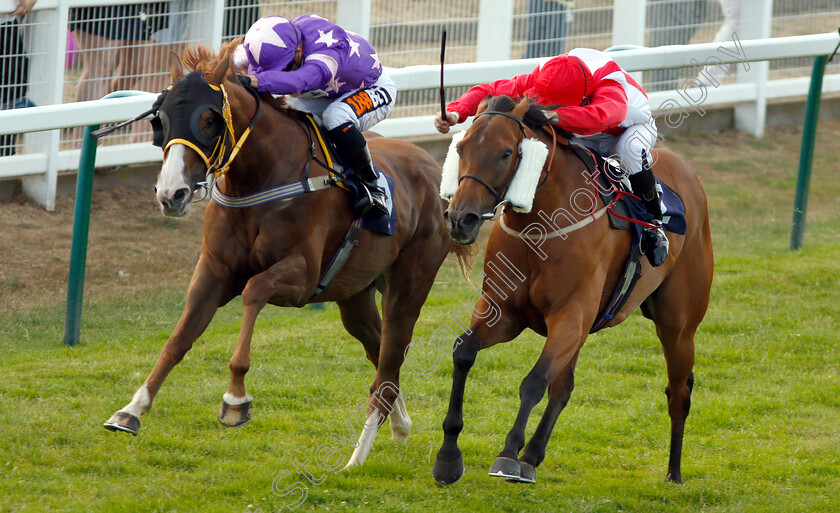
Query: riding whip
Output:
[[90, 107, 157, 139], [440, 28, 447, 119]]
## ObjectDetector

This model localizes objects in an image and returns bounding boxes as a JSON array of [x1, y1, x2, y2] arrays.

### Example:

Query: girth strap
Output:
[[309, 217, 364, 301]]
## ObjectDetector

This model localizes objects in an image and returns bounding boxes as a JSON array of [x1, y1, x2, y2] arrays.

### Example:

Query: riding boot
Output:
[[327, 122, 389, 218], [629, 150, 669, 267]]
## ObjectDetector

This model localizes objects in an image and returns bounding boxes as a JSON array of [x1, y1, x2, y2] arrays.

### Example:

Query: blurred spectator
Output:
[[68, 4, 164, 102], [697, 0, 740, 85], [646, 0, 708, 91], [523, 0, 570, 58], [1, 0, 37, 156]]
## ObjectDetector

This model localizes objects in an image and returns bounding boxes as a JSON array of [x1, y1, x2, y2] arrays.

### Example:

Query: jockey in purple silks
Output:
[[233, 15, 394, 217]]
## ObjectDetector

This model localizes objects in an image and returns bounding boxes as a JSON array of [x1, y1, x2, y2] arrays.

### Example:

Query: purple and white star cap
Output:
[[243, 16, 300, 69]]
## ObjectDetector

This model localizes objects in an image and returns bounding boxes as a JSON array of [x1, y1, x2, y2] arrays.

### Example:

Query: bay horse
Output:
[[103, 42, 473, 469], [432, 96, 713, 484]]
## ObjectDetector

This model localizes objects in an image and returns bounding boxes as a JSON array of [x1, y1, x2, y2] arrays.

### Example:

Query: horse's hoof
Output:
[[666, 471, 684, 484], [218, 399, 253, 427], [509, 462, 536, 484], [433, 453, 465, 484], [103, 411, 140, 436], [488, 456, 520, 480]]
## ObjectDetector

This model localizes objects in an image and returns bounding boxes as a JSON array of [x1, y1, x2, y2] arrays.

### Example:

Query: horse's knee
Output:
[[452, 333, 479, 370], [159, 338, 194, 366], [520, 372, 549, 406]]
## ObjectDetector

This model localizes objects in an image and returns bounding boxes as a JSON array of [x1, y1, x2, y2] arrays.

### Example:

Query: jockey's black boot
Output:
[[328, 122, 389, 218], [629, 150, 669, 267]]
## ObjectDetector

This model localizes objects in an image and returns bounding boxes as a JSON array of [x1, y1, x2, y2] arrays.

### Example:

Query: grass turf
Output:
[[1, 121, 839, 512]]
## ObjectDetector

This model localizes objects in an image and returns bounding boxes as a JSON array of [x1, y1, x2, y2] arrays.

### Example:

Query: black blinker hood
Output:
[[151, 71, 224, 156]]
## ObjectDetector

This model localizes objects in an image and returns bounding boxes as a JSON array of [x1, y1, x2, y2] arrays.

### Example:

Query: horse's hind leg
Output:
[[649, 241, 712, 483], [344, 241, 447, 469], [515, 350, 581, 483], [336, 286, 410, 442], [337, 285, 382, 369], [104, 257, 231, 435], [219, 255, 308, 428]]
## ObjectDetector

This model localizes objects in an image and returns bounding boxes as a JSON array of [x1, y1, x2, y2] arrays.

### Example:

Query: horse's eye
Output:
[[501, 149, 514, 160]]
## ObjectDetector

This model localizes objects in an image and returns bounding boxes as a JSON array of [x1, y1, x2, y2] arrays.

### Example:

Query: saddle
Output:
[[565, 144, 687, 333], [299, 113, 397, 237]]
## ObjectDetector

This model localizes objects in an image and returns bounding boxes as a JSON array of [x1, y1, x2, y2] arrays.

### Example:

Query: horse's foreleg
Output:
[[432, 330, 480, 484], [490, 312, 586, 482], [515, 350, 580, 483], [433, 296, 524, 484], [219, 254, 308, 428], [104, 257, 231, 435]]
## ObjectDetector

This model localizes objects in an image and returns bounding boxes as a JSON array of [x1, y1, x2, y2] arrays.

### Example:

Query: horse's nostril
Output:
[[461, 213, 480, 229], [172, 188, 188, 203]]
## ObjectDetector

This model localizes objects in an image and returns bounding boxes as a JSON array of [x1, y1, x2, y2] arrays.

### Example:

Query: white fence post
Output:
[[20, 3, 68, 211], [188, 0, 225, 47], [612, 0, 647, 84], [734, 0, 772, 137], [336, 0, 371, 38], [477, 0, 514, 62], [612, 0, 647, 47]]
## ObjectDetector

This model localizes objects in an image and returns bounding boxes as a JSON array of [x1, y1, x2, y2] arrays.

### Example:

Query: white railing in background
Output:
[[0, 0, 838, 209]]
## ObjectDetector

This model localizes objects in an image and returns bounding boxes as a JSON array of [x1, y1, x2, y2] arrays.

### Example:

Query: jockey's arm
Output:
[[445, 69, 539, 123], [551, 80, 628, 135], [251, 60, 332, 96]]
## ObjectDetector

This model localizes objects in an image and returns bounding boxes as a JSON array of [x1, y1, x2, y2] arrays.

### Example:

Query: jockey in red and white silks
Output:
[[436, 48, 670, 266]]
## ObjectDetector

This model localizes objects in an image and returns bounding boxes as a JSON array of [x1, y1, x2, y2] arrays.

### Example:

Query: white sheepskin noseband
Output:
[[440, 130, 549, 214], [504, 138, 549, 213], [439, 130, 466, 201]]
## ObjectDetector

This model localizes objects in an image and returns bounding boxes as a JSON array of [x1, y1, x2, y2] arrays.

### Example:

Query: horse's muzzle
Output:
[[156, 185, 192, 217], [444, 208, 482, 245]]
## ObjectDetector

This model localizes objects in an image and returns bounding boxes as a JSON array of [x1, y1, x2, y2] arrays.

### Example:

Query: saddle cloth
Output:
[[305, 114, 397, 236]]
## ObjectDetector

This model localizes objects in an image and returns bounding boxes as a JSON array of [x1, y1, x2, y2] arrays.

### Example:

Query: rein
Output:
[[210, 113, 345, 208]]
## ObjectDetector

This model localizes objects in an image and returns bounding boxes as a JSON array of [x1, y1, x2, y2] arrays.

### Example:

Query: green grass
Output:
[[2, 124, 839, 512]]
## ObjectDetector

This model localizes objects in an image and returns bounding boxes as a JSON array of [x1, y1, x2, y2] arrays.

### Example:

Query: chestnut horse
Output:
[[432, 96, 713, 484], [103, 43, 473, 468]]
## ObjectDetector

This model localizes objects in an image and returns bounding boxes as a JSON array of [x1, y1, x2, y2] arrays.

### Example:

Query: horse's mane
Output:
[[180, 41, 290, 110], [181, 40, 241, 74], [485, 95, 574, 140]]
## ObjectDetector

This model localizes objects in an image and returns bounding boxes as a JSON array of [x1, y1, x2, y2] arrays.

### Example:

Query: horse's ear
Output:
[[513, 96, 531, 119], [169, 51, 183, 82], [210, 45, 231, 86], [476, 94, 493, 114]]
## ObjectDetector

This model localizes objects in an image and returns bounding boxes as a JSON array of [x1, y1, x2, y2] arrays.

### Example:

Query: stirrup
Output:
[[643, 220, 669, 267], [355, 183, 388, 218]]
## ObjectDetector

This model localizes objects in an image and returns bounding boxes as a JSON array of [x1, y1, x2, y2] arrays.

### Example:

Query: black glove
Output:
[[237, 74, 253, 89]]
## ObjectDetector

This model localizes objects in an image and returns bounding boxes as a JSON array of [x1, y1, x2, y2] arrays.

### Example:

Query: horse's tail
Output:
[[448, 240, 478, 282]]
